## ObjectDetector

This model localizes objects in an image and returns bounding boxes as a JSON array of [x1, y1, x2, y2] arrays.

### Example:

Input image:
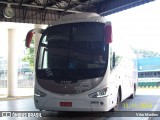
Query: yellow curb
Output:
[[137, 87, 160, 90]]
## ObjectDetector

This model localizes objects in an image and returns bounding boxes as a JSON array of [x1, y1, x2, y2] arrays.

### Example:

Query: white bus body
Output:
[[26, 13, 137, 112]]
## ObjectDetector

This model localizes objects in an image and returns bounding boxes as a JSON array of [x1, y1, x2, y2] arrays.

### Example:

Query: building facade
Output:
[[137, 57, 160, 87]]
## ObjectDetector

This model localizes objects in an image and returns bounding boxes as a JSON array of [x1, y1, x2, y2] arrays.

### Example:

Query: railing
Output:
[[17, 80, 34, 88], [0, 80, 7, 88], [138, 78, 160, 87], [0, 80, 34, 88], [138, 78, 160, 82]]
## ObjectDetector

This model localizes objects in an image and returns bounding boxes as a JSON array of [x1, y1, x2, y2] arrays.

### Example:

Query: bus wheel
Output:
[[110, 92, 120, 112], [128, 86, 136, 99]]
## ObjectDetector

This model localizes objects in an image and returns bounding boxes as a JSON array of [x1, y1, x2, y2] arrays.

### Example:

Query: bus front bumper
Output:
[[35, 97, 110, 112]]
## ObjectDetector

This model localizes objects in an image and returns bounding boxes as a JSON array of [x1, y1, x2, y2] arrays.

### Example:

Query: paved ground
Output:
[[0, 88, 160, 120]]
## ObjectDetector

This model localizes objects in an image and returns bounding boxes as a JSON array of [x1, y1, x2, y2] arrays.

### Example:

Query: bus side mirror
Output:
[[25, 28, 44, 48], [25, 30, 35, 48], [105, 22, 112, 44]]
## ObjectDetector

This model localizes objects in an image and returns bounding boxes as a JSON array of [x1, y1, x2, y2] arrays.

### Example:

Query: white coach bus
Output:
[[25, 13, 137, 112]]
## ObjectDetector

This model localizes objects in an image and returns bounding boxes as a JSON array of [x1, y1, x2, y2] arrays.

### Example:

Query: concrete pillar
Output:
[[0, 27, 8, 96], [7, 29, 18, 97], [33, 24, 42, 84], [34, 24, 43, 63]]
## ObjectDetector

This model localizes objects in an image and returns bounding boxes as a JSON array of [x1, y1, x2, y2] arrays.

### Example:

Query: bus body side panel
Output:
[[110, 42, 137, 103]]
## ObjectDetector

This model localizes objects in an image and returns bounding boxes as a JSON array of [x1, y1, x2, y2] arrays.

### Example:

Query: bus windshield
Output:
[[36, 22, 109, 81]]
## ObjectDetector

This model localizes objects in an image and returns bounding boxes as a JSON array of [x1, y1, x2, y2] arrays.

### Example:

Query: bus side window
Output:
[[110, 46, 122, 70], [113, 52, 115, 67], [110, 47, 115, 70]]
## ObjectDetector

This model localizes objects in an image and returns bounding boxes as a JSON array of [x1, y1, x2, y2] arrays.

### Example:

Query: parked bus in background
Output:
[[25, 13, 137, 112]]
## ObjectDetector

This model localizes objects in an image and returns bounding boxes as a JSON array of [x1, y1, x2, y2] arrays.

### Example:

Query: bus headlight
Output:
[[34, 89, 46, 97], [88, 88, 108, 98]]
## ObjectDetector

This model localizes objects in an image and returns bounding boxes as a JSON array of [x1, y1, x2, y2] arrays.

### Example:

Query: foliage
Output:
[[22, 37, 34, 71], [132, 48, 160, 58]]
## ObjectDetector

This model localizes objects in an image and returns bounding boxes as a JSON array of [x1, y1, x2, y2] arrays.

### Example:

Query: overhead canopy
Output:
[[0, 0, 155, 24]]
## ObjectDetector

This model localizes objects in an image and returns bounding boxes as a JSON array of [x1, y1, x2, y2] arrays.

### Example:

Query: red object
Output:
[[25, 30, 34, 48], [105, 23, 112, 44], [60, 102, 72, 107]]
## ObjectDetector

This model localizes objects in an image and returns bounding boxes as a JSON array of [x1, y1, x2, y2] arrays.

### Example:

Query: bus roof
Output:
[[50, 12, 107, 26]]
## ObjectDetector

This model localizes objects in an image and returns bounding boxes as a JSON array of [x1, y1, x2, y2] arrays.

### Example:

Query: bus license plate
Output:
[[60, 102, 72, 107]]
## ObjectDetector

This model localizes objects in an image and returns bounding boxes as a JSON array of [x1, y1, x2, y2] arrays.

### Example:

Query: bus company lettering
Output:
[[75, 82, 91, 93], [90, 101, 100, 104], [60, 81, 72, 84]]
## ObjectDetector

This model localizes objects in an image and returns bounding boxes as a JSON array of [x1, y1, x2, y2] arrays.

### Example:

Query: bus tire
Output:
[[110, 91, 120, 112], [128, 85, 136, 99]]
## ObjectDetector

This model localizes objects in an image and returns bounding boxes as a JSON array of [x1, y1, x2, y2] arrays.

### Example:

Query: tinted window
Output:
[[36, 22, 109, 80]]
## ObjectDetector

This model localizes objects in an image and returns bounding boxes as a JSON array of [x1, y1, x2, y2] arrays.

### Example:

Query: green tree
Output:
[[22, 37, 34, 71], [132, 48, 160, 58]]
